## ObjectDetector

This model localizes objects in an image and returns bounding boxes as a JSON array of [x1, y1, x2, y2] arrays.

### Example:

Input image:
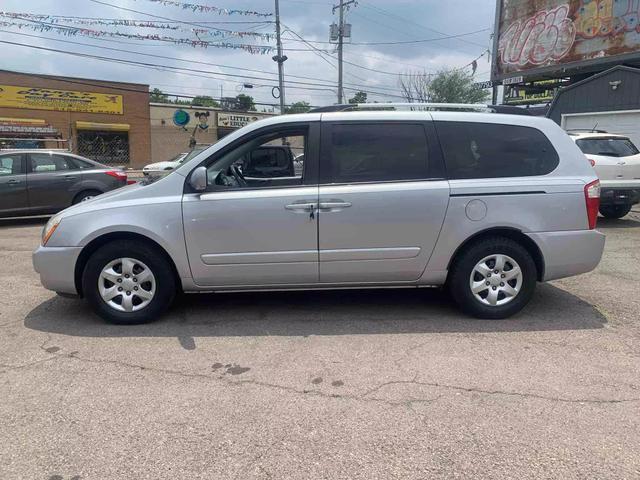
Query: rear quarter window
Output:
[[435, 122, 559, 180]]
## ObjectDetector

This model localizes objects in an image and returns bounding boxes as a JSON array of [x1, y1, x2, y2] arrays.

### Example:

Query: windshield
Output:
[[168, 153, 187, 163], [180, 147, 207, 164], [576, 137, 640, 157]]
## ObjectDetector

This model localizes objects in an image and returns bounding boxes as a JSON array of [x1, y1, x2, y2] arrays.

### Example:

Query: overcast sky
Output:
[[0, 0, 496, 109]]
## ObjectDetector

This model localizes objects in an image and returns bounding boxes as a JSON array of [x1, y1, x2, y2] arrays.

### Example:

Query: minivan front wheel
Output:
[[82, 240, 176, 324], [449, 237, 536, 319]]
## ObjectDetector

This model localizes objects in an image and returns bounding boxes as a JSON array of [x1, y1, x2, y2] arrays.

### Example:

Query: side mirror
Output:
[[189, 166, 208, 191]]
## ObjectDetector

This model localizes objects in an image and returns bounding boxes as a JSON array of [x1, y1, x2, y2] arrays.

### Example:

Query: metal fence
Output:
[[77, 131, 130, 165]]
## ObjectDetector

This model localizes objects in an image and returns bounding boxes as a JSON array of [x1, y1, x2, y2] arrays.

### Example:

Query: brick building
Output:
[[0, 70, 151, 168], [150, 103, 273, 163]]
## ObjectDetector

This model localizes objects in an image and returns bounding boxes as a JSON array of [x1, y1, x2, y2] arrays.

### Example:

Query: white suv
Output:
[[569, 131, 640, 218]]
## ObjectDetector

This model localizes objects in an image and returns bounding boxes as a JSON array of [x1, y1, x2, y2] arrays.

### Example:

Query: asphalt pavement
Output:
[[1, 211, 639, 479]]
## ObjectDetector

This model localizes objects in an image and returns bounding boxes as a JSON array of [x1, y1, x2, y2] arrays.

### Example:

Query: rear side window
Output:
[[436, 122, 559, 179], [575, 137, 639, 157], [30, 153, 76, 173], [69, 158, 96, 169], [326, 123, 429, 183]]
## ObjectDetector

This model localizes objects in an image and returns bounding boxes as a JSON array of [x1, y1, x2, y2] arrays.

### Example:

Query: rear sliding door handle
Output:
[[318, 202, 352, 210]]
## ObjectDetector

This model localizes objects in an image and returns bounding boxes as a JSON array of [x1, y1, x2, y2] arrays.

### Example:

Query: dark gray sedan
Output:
[[0, 150, 128, 218]]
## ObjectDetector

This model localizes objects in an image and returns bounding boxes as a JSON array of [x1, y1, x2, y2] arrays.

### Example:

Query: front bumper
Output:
[[33, 245, 83, 295], [600, 187, 640, 206], [526, 230, 606, 282]]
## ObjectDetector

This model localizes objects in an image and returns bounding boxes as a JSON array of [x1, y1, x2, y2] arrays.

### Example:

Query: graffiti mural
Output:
[[495, 0, 640, 78]]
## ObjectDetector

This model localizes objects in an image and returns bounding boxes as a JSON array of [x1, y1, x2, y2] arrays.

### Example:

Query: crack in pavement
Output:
[[360, 380, 640, 405], [15, 350, 639, 407]]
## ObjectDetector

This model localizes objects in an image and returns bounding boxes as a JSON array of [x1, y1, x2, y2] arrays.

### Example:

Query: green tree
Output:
[[191, 95, 220, 108], [348, 91, 367, 104], [428, 70, 490, 103], [235, 93, 256, 111], [399, 69, 489, 104], [220, 94, 256, 111], [149, 88, 169, 103], [285, 101, 311, 114]]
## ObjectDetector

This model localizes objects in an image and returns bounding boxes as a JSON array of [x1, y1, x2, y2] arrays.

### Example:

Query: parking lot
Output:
[[1, 212, 639, 479]]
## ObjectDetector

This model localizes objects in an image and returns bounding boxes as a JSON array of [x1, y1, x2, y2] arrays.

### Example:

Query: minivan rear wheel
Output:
[[82, 240, 175, 324], [448, 237, 537, 319], [599, 204, 632, 219]]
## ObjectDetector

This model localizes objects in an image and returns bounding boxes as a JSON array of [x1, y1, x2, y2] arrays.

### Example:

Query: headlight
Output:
[[42, 215, 62, 246]]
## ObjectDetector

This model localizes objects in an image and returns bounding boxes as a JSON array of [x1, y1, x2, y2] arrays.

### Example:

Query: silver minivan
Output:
[[33, 105, 606, 324]]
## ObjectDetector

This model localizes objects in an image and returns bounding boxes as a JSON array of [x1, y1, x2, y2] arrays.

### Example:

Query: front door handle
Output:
[[7, 179, 21, 185], [318, 201, 352, 210], [285, 202, 317, 211]]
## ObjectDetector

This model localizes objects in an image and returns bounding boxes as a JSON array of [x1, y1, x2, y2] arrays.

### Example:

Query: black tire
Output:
[[448, 236, 537, 319], [599, 204, 632, 219], [73, 190, 102, 205], [82, 240, 176, 324]]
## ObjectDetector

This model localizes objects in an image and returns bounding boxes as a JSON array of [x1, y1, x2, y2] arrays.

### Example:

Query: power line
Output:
[[358, 1, 488, 49], [0, 39, 407, 99], [0, 29, 400, 93], [280, 27, 491, 46]]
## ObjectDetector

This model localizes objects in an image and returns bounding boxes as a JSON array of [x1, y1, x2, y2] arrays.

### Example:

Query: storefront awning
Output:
[[76, 121, 130, 132]]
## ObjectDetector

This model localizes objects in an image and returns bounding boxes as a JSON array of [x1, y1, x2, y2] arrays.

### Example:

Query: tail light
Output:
[[587, 158, 596, 167], [126, 180, 137, 185], [105, 170, 128, 182], [584, 179, 600, 230]]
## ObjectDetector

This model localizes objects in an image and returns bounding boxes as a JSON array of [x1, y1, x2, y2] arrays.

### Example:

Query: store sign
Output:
[[502, 76, 524, 85], [0, 85, 124, 114], [0, 123, 58, 135], [217, 113, 261, 128], [473, 80, 499, 89], [503, 80, 560, 105]]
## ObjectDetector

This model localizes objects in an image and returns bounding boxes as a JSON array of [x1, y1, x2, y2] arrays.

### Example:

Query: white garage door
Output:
[[562, 111, 640, 148]]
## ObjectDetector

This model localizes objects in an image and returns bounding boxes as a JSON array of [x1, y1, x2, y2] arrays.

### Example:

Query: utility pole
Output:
[[332, 0, 356, 104], [337, 0, 344, 104], [273, 0, 287, 114]]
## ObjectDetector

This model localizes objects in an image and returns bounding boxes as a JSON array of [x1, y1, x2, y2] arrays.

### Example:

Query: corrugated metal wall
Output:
[[548, 67, 640, 124]]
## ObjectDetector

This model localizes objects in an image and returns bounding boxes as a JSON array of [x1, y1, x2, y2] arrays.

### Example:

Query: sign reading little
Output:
[[217, 113, 260, 128], [0, 85, 124, 115]]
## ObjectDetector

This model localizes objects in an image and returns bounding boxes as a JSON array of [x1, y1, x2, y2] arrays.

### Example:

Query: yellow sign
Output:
[[76, 121, 130, 131], [0, 85, 123, 114]]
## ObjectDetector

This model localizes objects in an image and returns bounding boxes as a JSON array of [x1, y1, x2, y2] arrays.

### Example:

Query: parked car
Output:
[[143, 145, 211, 176], [33, 105, 605, 324], [569, 131, 640, 218], [0, 150, 127, 218], [142, 152, 188, 176]]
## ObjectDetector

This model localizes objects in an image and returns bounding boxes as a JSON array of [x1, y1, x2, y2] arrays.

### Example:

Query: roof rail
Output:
[[308, 103, 531, 115]]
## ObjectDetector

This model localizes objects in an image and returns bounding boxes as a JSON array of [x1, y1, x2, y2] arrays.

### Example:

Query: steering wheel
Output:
[[229, 164, 247, 187]]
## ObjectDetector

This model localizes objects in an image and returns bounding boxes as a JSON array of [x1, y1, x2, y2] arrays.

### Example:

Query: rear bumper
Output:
[[600, 187, 640, 206], [33, 245, 82, 295], [526, 230, 606, 282]]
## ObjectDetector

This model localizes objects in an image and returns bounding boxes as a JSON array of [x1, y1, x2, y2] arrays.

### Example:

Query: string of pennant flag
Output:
[[0, 19, 276, 54], [0, 13, 275, 40], [133, 0, 272, 17]]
